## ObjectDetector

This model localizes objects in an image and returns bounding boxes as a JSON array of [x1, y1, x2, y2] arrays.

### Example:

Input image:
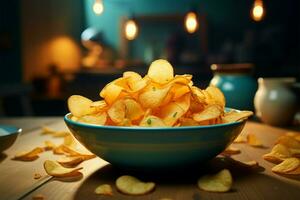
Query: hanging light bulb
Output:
[[93, 0, 104, 15], [184, 11, 199, 34], [251, 0, 265, 22], [125, 19, 138, 40]]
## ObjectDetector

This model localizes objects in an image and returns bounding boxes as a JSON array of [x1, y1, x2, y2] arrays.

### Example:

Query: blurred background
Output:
[[0, 0, 299, 116]]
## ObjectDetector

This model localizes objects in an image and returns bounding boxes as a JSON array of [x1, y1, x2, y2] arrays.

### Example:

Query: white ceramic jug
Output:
[[254, 78, 298, 126]]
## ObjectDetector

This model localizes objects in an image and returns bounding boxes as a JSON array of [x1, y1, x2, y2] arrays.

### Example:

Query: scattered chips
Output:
[[68, 59, 252, 127], [116, 175, 155, 195], [233, 134, 247, 143], [44, 140, 56, 151], [222, 146, 241, 156], [13, 147, 44, 161], [263, 144, 291, 164], [43, 160, 82, 178], [276, 135, 300, 150], [41, 126, 70, 138], [57, 156, 84, 168], [272, 158, 300, 174], [94, 184, 113, 196], [197, 169, 232, 192]]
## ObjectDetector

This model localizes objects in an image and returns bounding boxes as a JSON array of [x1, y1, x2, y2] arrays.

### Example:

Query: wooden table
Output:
[[0, 117, 300, 200]]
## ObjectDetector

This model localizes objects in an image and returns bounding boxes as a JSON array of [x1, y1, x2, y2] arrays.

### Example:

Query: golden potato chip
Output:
[[123, 71, 148, 92], [34, 173, 42, 179], [247, 133, 263, 147], [222, 110, 253, 123], [53, 145, 65, 155], [43, 160, 82, 178], [108, 99, 126, 124], [57, 156, 84, 168], [90, 100, 107, 112], [272, 158, 300, 174], [44, 140, 56, 151], [13, 147, 44, 161], [63, 134, 77, 148], [68, 95, 96, 117], [179, 117, 199, 126], [222, 146, 241, 156], [95, 184, 113, 196], [32, 194, 45, 200], [233, 134, 246, 143], [193, 105, 222, 122], [100, 80, 125, 105], [60, 145, 96, 159], [263, 144, 292, 164], [70, 116, 78, 121], [147, 59, 174, 84], [139, 84, 172, 109], [205, 86, 226, 108], [124, 98, 144, 121], [41, 126, 55, 135], [171, 84, 190, 100], [197, 169, 232, 192], [276, 135, 300, 149], [77, 112, 107, 125], [139, 115, 167, 127], [52, 131, 70, 138], [116, 175, 155, 195]]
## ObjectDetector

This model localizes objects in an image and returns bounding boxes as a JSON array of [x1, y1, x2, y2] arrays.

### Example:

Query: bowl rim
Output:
[[64, 108, 246, 131], [0, 125, 22, 137]]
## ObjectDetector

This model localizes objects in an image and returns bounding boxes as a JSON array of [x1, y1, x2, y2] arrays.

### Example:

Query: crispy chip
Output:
[[205, 86, 226, 108], [77, 112, 107, 125], [95, 184, 113, 196], [124, 98, 144, 121], [233, 134, 247, 143], [53, 145, 65, 155], [222, 146, 241, 156], [148, 59, 174, 84], [43, 160, 82, 177], [41, 126, 55, 135], [139, 84, 171, 109], [197, 169, 232, 192], [90, 100, 107, 112], [247, 133, 263, 147], [13, 147, 44, 161], [222, 110, 253, 123], [68, 95, 95, 117], [139, 115, 167, 127], [276, 135, 300, 149], [263, 144, 292, 164], [193, 105, 222, 122], [44, 141, 56, 151], [179, 117, 199, 126], [272, 158, 300, 174], [108, 99, 126, 124], [100, 81, 124, 105], [116, 175, 155, 195], [57, 156, 84, 168], [52, 131, 70, 138]]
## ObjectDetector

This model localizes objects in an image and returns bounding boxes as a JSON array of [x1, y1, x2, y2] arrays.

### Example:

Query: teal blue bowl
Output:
[[64, 109, 246, 170]]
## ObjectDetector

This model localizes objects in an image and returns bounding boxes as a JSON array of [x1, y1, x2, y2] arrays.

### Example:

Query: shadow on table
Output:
[[0, 153, 7, 163], [74, 157, 300, 200]]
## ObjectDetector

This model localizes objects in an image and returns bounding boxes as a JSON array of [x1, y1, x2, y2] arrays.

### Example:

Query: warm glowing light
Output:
[[125, 19, 138, 40], [184, 12, 199, 34], [251, 0, 265, 22], [93, 0, 104, 15]]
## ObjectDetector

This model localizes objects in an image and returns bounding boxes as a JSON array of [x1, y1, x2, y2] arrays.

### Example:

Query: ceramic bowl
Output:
[[0, 125, 22, 153], [64, 109, 246, 170]]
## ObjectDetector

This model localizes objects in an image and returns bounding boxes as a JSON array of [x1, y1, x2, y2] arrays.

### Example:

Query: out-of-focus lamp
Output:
[[184, 11, 199, 34], [251, 0, 265, 22], [125, 18, 138, 41], [93, 0, 104, 15]]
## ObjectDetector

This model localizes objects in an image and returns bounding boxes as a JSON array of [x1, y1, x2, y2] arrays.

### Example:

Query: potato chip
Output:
[[52, 131, 70, 138], [90, 100, 107, 112], [205, 86, 226, 108], [57, 156, 84, 168], [197, 169, 232, 192], [44, 140, 56, 151], [233, 134, 246, 143], [148, 59, 174, 84], [139, 84, 171, 109], [53, 145, 65, 155], [272, 158, 300, 174], [95, 184, 113, 196], [124, 98, 144, 121], [222, 146, 241, 156], [77, 112, 107, 125], [263, 144, 292, 164], [179, 117, 199, 126], [13, 147, 44, 161], [123, 71, 148, 92], [41, 126, 55, 135], [222, 110, 253, 123], [32, 194, 45, 200], [108, 99, 126, 124], [139, 115, 167, 127], [193, 105, 222, 122], [247, 133, 263, 147], [68, 95, 96, 117], [34, 173, 42, 179], [116, 175, 155, 195], [60, 145, 96, 159], [44, 160, 82, 178], [276, 135, 300, 149]]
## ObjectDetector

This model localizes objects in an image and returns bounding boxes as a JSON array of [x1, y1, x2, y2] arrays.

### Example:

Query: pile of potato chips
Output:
[[263, 133, 300, 176], [68, 59, 252, 127]]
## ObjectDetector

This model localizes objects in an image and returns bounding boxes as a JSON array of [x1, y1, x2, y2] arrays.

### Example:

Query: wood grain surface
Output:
[[0, 118, 300, 200]]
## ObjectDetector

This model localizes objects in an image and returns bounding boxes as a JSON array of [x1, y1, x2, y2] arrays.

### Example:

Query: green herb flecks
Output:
[[147, 118, 152, 125], [173, 112, 178, 118]]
